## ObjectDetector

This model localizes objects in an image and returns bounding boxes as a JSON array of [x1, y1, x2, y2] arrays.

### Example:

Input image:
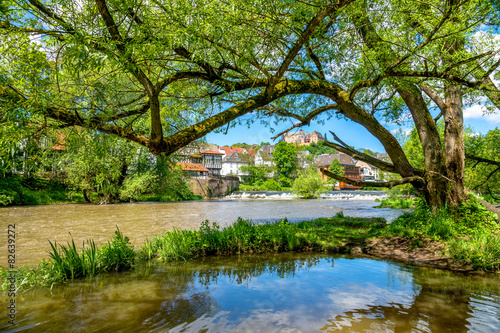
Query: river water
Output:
[[0, 192, 403, 266], [2, 253, 500, 332]]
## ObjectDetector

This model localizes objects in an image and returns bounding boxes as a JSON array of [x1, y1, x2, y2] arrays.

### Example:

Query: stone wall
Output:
[[188, 176, 239, 198]]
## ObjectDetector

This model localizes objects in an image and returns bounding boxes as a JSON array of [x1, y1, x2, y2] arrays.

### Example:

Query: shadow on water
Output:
[[2, 253, 500, 332]]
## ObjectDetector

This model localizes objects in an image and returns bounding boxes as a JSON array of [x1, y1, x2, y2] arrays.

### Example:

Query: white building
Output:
[[355, 160, 380, 181], [254, 145, 275, 167], [221, 152, 251, 177]]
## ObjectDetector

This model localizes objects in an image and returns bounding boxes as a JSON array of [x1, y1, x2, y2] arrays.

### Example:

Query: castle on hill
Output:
[[282, 129, 324, 146]]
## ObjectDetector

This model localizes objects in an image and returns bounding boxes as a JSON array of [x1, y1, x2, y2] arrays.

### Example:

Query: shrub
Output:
[[261, 179, 282, 191], [292, 168, 325, 199]]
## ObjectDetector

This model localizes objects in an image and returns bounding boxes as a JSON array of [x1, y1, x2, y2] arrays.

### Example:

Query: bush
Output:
[[292, 168, 325, 199], [261, 179, 282, 191]]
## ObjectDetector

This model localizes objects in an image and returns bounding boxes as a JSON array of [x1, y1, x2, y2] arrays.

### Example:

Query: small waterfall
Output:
[[226, 190, 387, 200]]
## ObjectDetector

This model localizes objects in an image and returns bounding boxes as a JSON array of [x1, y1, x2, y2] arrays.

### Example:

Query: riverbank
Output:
[[0, 175, 202, 206]]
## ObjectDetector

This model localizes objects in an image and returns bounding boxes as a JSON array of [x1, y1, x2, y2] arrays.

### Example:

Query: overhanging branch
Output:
[[320, 168, 423, 188]]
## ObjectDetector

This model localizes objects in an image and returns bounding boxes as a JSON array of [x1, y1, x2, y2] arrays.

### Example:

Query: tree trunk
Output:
[[83, 189, 92, 203], [443, 84, 466, 206]]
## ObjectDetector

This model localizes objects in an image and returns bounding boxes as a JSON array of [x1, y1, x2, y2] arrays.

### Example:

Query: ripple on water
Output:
[[2, 254, 500, 332]]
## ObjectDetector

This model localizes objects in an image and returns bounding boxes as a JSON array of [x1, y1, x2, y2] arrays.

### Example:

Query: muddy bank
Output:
[[353, 237, 475, 272]]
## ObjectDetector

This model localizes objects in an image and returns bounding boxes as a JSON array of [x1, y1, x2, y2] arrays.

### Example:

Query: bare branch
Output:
[[269, 104, 338, 139], [322, 137, 399, 174]]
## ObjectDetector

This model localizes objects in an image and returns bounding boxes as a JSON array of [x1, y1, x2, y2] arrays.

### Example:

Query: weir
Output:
[[227, 190, 388, 200]]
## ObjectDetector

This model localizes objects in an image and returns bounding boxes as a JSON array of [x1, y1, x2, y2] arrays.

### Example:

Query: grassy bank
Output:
[[375, 197, 415, 209], [382, 197, 500, 271], [139, 214, 384, 261], [0, 175, 83, 206]]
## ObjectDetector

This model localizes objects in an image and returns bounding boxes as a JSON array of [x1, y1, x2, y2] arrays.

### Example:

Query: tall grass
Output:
[[2, 227, 135, 290], [140, 217, 385, 262], [449, 231, 500, 271]]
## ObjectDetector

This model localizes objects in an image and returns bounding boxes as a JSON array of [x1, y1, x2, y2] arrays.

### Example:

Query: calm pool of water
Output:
[[2, 253, 499, 332]]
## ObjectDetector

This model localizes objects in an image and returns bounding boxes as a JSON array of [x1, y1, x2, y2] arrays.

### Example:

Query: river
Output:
[[0, 192, 402, 266]]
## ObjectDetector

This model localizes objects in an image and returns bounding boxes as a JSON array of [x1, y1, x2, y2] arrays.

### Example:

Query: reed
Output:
[[1, 227, 135, 291]]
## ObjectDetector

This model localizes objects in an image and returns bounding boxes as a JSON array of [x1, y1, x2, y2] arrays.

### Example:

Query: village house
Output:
[[221, 152, 251, 178], [315, 152, 362, 190], [176, 162, 209, 177], [176, 143, 224, 177], [355, 160, 379, 181], [255, 144, 275, 167]]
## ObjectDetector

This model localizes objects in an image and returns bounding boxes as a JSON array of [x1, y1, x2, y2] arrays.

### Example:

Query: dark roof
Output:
[[316, 152, 356, 167], [223, 152, 252, 163], [259, 145, 275, 154]]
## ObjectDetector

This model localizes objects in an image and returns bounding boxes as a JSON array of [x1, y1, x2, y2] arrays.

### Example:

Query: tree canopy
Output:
[[1, 0, 500, 209]]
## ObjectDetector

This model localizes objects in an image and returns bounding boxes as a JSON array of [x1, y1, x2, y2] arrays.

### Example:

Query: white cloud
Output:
[[464, 105, 500, 123], [390, 128, 412, 135]]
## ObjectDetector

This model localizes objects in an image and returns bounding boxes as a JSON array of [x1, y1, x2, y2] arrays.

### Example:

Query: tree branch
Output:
[[322, 136, 399, 174], [320, 168, 423, 188], [265, 2, 345, 97], [269, 104, 338, 139], [466, 153, 500, 166]]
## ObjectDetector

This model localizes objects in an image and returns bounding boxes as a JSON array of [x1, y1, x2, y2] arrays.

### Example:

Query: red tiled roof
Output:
[[200, 150, 224, 155], [219, 147, 245, 155], [176, 162, 209, 172]]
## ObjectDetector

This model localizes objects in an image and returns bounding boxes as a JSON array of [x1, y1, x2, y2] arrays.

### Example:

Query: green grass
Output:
[[140, 214, 386, 262], [0, 175, 83, 206], [1, 227, 135, 290], [448, 231, 500, 271], [238, 184, 292, 192], [374, 198, 415, 209]]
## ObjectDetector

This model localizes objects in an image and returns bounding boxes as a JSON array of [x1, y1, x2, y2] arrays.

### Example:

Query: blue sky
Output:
[[205, 107, 500, 152]]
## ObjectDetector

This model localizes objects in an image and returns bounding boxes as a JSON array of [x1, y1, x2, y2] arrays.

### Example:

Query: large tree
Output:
[[1, 0, 499, 209]]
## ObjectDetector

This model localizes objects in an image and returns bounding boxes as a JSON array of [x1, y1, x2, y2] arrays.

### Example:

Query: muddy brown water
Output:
[[2, 253, 500, 332], [0, 198, 403, 266]]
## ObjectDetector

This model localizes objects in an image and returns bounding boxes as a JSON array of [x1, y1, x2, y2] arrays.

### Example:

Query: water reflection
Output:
[[2, 253, 500, 332]]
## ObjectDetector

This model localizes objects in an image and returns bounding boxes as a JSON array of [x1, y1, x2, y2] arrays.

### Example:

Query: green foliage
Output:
[[2, 228, 135, 290], [261, 179, 282, 191], [240, 164, 273, 185], [465, 128, 500, 203], [328, 159, 344, 177], [304, 141, 336, 156], [273, 142, 297, 187], [292, 168, 325, 198], [0, 175, 80, 206]]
